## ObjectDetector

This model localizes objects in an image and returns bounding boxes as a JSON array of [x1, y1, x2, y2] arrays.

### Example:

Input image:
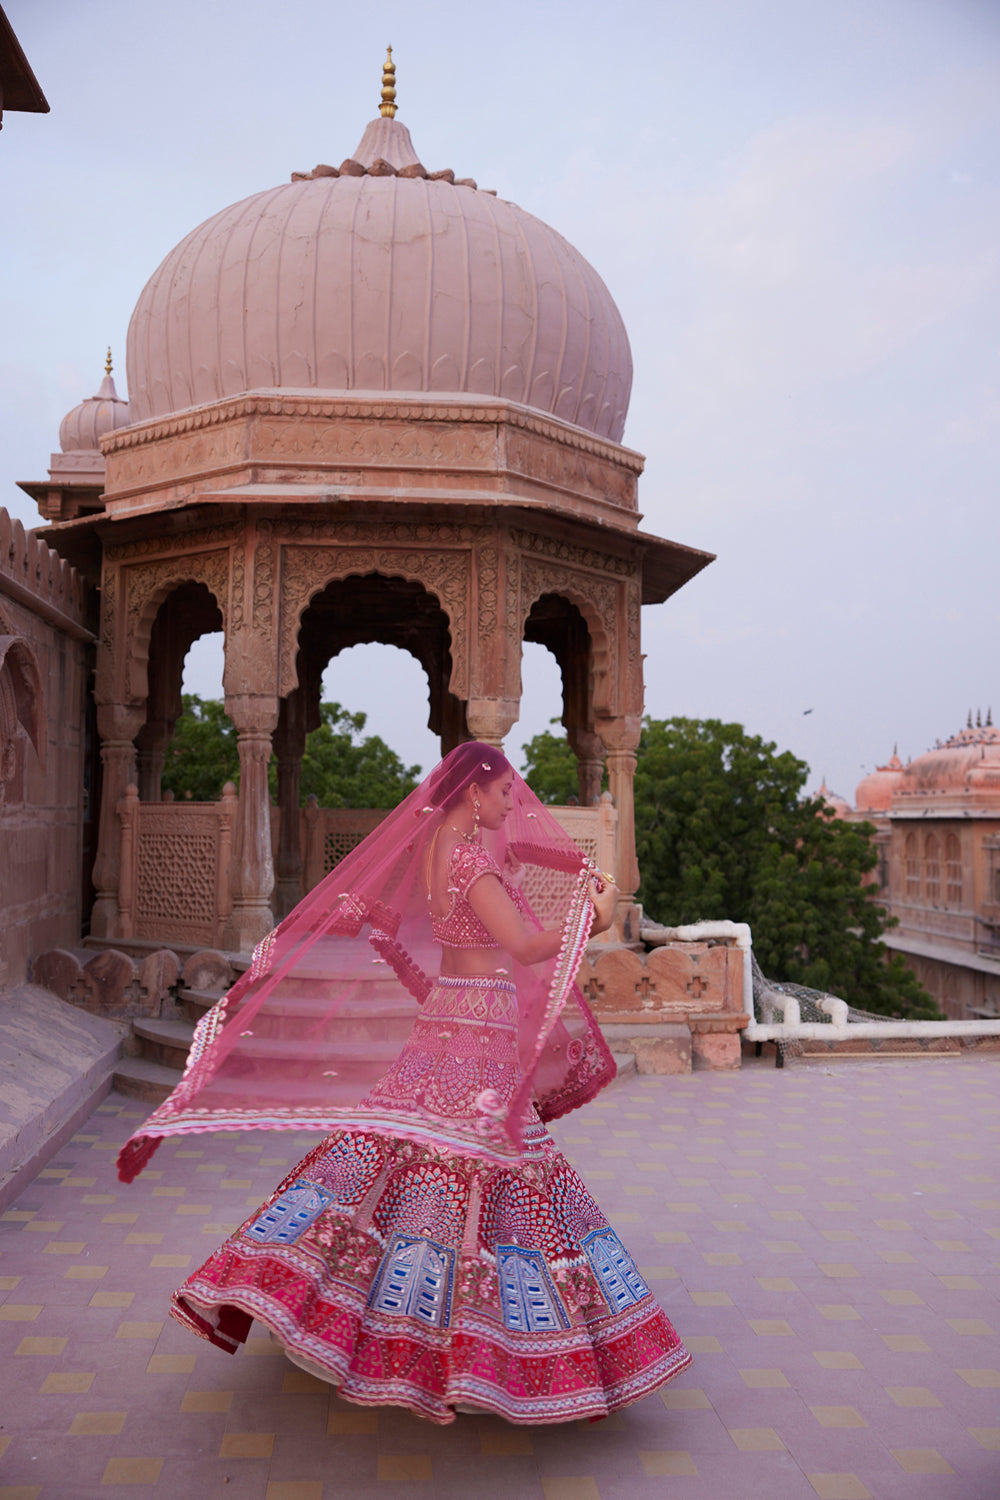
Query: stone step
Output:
[[133, 1017, 195, 1070], [610, 1051, 637, 1082], [112, 1056, 181, 1104], [601, 1022, 692, 1075]]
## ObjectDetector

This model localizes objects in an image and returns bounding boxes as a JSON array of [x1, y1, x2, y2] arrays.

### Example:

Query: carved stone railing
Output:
[[113, 791, 619, 950], [301, 803, 390, 892], [117, 785, 238, 947], [299, 795, 619, 916]]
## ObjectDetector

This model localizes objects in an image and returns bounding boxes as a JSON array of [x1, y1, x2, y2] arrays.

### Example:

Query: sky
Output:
[[3, 0, 999, 798]]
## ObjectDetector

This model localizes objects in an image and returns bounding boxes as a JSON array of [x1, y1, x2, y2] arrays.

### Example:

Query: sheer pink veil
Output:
[[117, 742, 615, 1183]]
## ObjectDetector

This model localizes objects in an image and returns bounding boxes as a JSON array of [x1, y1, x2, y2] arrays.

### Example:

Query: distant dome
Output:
[[856, 751, 904, 813], [895, 719, 1000, 804], [816, 779, 851, 818], [59, 355, 131, 452], [125, 114, 632, 441]]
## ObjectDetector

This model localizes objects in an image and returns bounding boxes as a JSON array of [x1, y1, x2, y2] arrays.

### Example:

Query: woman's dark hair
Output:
[[430, 741, 513, 811]]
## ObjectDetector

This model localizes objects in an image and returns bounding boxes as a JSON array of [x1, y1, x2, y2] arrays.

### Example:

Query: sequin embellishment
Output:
[[369, 1235, 456, 1327], [583, 1228, 650, 1311], [496, 1245, 569, 1332], [246, 1180, 333, 1245]]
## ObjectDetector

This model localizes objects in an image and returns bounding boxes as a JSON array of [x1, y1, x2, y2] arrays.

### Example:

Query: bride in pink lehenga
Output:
[[118, 741, 691, 1424]]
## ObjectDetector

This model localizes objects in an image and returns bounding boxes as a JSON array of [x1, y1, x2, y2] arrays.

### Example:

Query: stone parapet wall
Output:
[[0, 507, 94, 988], [0, 510, 90, 635], [580, 939, 749, 1072]]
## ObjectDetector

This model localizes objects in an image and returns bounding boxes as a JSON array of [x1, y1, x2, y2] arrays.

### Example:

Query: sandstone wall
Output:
[[0, 509, 94, 987]]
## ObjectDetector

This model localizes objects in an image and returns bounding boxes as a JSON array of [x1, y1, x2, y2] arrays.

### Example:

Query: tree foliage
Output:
[[294, 702, 422, 808], [522, 716, 939, 1020], [161, 695, 239, 802], [521, 719, 584, 804], [161, 695, 421, 809]]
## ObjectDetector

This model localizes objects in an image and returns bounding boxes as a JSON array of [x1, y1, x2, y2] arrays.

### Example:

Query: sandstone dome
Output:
[[855, 751, 904, 813], [58, 354, 130, 452], [894, 720, 1000, 809], [125, 111, 632, 441], [816, 779, 851, 818]]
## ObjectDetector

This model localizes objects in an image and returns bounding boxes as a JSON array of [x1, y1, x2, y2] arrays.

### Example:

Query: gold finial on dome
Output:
[[105, 346, 113, 376], [379, 45, 397, 118]]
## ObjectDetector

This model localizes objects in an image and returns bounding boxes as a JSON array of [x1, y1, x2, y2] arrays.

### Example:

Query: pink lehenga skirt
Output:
[[170, 977, 692, 1425]]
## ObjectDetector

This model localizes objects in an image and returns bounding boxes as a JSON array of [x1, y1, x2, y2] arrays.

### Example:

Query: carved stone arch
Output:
[[278, 545, 470, 700], [122, 552, 231, 705], [0, 635, 46, 776], [518, 558, 617, 717]]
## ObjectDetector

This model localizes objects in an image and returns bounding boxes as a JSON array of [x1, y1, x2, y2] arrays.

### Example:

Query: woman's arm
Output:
[[467, 871, 617, 965]]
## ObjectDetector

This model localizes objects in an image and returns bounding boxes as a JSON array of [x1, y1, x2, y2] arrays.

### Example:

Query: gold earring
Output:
[[473, 796, 481, 840]]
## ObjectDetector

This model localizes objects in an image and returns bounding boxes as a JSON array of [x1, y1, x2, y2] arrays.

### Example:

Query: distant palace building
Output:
[[824, 716, 1000, 1019]]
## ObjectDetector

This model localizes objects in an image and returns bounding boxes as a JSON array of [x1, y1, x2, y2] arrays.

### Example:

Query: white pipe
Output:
[[750, 1018, 1000, 1041]]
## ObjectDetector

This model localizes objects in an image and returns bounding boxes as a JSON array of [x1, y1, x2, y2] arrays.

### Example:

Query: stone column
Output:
[[135, 721, 171, 802], [91, 703, 145, 939], [224, 693, 278, 952], [569, 726, 606, 805], [597, 715, 643, 939], [272, 690, 307, 919], [465, 696, 519, 750]]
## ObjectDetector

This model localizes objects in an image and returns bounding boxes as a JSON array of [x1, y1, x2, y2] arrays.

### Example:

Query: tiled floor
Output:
[[2, 1056, 1000, 1498]]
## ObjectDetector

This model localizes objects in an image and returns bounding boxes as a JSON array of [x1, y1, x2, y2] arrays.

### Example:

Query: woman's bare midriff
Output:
[[438, 946, 514, 979]]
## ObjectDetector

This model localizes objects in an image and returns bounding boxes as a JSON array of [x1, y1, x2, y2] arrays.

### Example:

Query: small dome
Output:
[[59, 354, 131, 452], [125, 114, 632, 441], [855, 751, 904, 813], [816, 779, 851, 818]]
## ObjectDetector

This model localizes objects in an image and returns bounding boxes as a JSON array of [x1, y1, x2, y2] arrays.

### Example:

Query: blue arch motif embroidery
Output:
[[583, 1228, 650, 1311], [496, 1246, 569, 1333], [369, 1236, 456, 1328], [246, 1180, 334, 1245]]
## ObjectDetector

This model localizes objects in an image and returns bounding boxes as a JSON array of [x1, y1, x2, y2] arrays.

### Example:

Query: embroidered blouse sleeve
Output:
[[449, 842, 502, 899]]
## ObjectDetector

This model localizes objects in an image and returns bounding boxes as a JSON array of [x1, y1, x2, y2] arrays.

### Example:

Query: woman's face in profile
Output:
[[476, 773, 514, 831]]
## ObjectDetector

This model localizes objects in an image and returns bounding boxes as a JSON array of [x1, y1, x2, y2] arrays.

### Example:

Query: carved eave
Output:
[[99, 391, 645, 524], [638, 531, 714, 604], [18, 476, 107, 525]]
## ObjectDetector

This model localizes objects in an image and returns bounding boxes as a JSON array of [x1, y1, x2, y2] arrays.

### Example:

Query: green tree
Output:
[[521, 720, 583, 804], [293, 702, 422, 808], [161, 694, 239, 802], [161, 696, 421, 809], [521, 717, 939, 1020]]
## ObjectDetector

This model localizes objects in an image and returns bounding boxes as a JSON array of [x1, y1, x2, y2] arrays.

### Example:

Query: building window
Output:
[[945, 834, 962, 907], [905, 833, 920, 901], [924, 834, 941, 906]]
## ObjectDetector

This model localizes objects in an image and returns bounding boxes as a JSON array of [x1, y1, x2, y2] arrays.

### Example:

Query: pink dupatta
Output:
[[117, 744, 614, 1183]]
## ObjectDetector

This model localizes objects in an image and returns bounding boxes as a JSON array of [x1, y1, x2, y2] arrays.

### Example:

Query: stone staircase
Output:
[[112, 953, 241, 1103], [112, 947, 638, 1103]]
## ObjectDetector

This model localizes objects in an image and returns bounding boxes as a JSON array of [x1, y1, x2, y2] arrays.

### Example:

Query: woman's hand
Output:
[[589, 874, 618, 934]]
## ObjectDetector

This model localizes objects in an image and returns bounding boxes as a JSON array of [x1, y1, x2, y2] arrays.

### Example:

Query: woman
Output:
[[118, 742, 691, 1424]]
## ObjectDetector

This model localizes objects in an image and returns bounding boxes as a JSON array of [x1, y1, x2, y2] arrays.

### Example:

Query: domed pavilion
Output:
[[40, 55, 712, 953], [20, 351, 130, 524]]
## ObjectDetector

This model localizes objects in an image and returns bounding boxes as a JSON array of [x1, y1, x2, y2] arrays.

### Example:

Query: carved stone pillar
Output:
[[272, 690, 307, 919], [597, 715, 642, 939], [568, 726, 605, 805], [224, 693, 278, 951], [465, 696, 519, 750], [92, 703, 145, 939], [135, 721, 171, 802]]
